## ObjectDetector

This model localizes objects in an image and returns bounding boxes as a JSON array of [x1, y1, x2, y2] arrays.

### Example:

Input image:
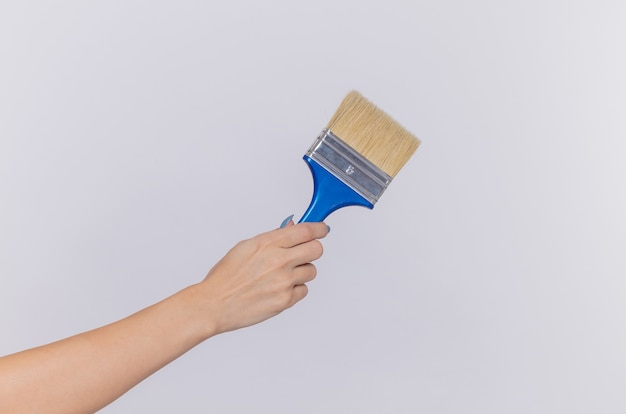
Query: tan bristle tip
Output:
[[326, 91, 420, 177]]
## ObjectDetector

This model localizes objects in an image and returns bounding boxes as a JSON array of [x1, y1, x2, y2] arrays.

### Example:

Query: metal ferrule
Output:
[[305, 129, 392, 205]]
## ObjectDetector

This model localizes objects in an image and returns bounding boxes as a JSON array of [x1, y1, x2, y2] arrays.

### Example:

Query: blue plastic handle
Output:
[[298, 156, 374, 223]]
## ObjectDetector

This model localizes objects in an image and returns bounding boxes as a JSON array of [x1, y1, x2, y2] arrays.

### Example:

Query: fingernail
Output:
[[280, 214, 294, 228], [326, 225, 331, 233]]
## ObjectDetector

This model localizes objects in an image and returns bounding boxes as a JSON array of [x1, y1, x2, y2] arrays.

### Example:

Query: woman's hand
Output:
[[196, 221, 329, 336]]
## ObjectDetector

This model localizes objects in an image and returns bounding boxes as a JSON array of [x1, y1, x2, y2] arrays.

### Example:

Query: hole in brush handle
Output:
[[298, 156, 373, 223]]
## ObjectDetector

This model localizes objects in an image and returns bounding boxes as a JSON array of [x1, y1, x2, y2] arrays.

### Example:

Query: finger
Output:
[[284, 239, 324, 266], [277, 222, 329, 248], [292, 263, 317, 286], [288, 284, 309, 308]]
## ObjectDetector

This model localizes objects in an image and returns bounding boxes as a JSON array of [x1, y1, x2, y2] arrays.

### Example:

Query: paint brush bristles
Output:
[[298, 90, 420, 222], [326, 91, 420, 177]]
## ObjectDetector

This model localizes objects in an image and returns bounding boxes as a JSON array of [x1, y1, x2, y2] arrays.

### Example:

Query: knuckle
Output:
[[310, 239, 324, 258], [290, 286, 307, 307], [300, 284, 309, 299], [298, 224, 315, 240], [276, 290, 294, 310]]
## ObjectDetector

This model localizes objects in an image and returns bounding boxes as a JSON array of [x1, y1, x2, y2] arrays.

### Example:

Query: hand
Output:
[[196, 221, 329, 335]]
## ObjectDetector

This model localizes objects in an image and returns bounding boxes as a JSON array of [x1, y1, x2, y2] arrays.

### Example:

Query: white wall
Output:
[[1, 1, 625, 413]]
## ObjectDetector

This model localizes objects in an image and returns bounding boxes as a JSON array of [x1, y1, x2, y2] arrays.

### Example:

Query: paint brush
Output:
[[299, 91, 421, 222]]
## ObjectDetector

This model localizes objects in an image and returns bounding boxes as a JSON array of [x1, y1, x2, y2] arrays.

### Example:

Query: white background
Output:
[[1, 1, 625, 413]]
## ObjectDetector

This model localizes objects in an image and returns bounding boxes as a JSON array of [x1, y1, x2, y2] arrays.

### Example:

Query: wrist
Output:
[[171, 283, 219, 345]]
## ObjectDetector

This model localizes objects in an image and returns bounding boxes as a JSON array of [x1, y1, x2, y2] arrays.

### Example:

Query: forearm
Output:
[[0, 284, 213, 414]]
